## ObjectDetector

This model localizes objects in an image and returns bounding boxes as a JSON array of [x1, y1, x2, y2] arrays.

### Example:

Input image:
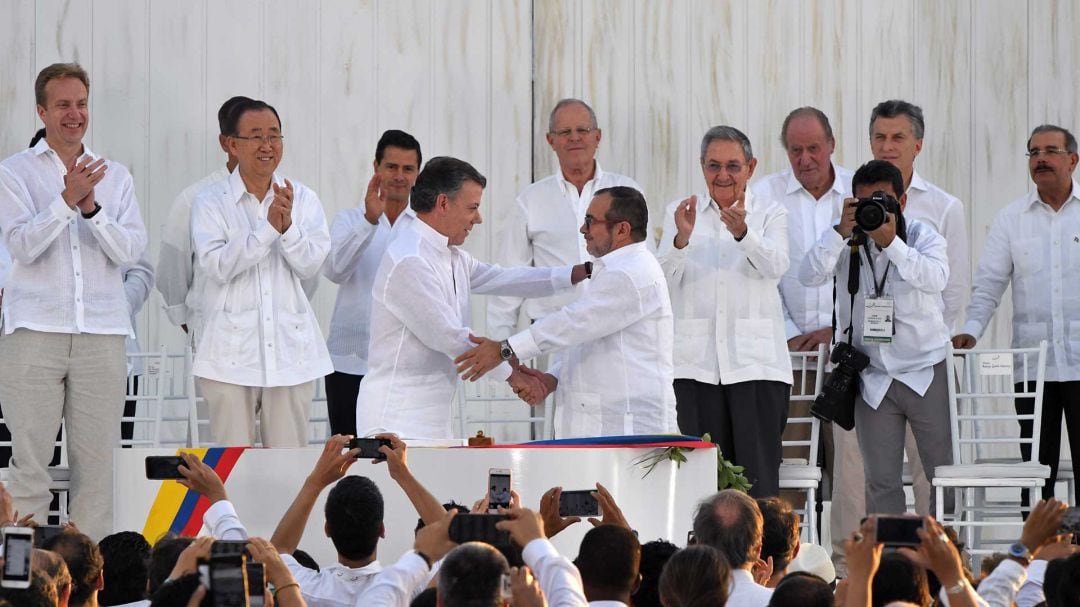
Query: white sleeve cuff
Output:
[[508, 329, 542, 362]]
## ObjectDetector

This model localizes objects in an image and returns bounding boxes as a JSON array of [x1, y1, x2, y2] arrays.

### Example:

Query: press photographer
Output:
[[799, 159, 953, 516]]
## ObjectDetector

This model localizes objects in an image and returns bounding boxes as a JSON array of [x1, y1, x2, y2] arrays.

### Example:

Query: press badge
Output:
[[863, 297, 894, 343]]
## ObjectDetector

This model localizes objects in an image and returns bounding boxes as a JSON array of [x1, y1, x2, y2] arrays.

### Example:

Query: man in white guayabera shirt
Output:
[[0, 62, 148, 540], [356, 156, 591, 439], [191, 97, 333, 448]]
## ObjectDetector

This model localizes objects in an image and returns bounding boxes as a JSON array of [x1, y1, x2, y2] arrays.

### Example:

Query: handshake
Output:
[[507, 364, 557, 406], [454, 334, 558, 406]]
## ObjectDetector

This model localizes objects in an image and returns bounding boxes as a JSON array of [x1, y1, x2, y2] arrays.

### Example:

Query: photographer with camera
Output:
[[799, 159, 952, 516]]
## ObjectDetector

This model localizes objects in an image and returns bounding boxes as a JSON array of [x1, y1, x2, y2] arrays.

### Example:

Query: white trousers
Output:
[[197, 378, 314, 447]]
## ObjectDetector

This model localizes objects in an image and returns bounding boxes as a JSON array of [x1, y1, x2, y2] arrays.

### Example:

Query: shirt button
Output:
[[268, 343, 274, 348]]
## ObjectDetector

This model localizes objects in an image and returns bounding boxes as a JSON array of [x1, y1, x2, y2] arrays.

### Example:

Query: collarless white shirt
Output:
[[281, 553, 383, 607], [800, 220, 950, 408], [487, 161, 642, 338], [752, 162, 854, 338], [963, 180, 1080, 381], [322, 203, 412, 376], [507, 241, 676, 437], [191, 168, 333, 387], [904, 170, 970, 331], [356, 216, 573, 439], [656, 189, 793, 386], [0, 140, 148, 336], [157, 166, 231, 338], [726, 568, 774, 607]]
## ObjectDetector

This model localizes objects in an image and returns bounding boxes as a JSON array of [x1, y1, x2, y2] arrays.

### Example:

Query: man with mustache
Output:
[[656, 126, 792, 498], [954, 124, 1080, 503]]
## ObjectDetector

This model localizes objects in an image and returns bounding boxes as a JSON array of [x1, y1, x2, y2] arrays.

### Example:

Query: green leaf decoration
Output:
[[630, 434, 752, 493]]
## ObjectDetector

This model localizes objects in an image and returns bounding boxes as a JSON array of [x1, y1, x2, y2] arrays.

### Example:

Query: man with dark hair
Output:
[[0, 62, 148, 540], [768, 572, 833, 607], [43, 531, 105, 607], [146, 537, 194, 596], [157, 95, 252, 341], [438, 543, 511, 606], [800, 159, 952, 516], [757, 497, 800, 587], [631, 540, 679, 607], [355, 156, 590, 438], [574, 525, 641, 605], [692, 489, 772, 607], [657, 125, 791, 497], [456, 186, 676, 437], [323, 130, 422, 436], [954, 124, 1080, 503], [489, 98, 643, 341], [97, 531, 151, 606], [191, 97, 333, 447]]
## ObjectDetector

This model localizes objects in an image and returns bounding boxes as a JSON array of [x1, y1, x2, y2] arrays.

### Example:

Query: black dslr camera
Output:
[[810, 341, 870, 431], [853, 191, 906, 242]]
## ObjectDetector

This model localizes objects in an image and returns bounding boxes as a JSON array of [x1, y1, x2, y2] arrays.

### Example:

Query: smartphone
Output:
[[487, 468, 512, 511], [211, 540, 249, 557], [246, 561, 266, 607], [558, 490, 600, 517], [1060, 507, 1080, 535], [449, 513, 512, 546], [33, 525, 65, 549], [347, 437, 392, 460], [145, 455, 186, 480], [1, 527, 34, 589], [208, 554, 249, 607], [873, 514, 924, 547]]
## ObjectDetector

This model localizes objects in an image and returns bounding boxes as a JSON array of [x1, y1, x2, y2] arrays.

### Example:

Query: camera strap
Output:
[[861, 242, 891, 298]]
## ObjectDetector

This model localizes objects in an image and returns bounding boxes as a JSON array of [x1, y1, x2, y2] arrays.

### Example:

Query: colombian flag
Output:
[[141, 447, 246, 544]]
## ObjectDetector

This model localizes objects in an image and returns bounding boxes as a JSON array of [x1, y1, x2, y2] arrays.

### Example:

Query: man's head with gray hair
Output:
[[1028, 124, 1078, 154], [700, 126, 754, 163], [548, 98, 599, 133], [869, 100, 925, 140], [691, 489, 764, 569], [868, 99, 926, 183], [547, 98, 604, 179]]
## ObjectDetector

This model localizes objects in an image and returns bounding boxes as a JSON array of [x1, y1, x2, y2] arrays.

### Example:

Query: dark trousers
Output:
[[674, 378, 790, 497], [1016, 380, 1080, 501], [121, 375, 140, 447], [325, 371, 364, 436]]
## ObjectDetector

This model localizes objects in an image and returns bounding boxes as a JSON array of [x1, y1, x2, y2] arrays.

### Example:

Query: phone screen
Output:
[[875, 516, 923, 547], [558, 490, 600, 517], [246, 561, 266, 607], [488, 471, 511, 510], [33, 525, 65, 549], [209, 555, 248, 607], [145, 456, 186, 480], [3, 532, 33, 582], [449, 514, 511, 546], [347, 437, 391, 460]]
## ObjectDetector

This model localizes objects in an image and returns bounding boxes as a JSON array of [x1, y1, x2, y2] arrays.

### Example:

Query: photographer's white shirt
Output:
[[799, 219, 950, 408]]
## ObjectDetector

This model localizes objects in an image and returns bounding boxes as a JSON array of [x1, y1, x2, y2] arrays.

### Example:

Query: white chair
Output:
[[307, 376, 331, 445], [933, 341, 1050, 556], [1058, 460, 1076, 503], [780, 344, 827, 544], [456, 375, 553, 441], [122, 347, 171, 447]]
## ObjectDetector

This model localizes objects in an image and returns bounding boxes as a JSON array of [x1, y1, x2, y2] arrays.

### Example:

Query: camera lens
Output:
[[855, 200, 886, 232]]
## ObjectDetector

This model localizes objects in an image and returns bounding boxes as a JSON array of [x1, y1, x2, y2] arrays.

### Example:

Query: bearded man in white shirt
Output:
[[0, 63, 148, 539], [191, 97, 333, 448], [157, 95, 251, 341], [488, 98, 643, 339], [456, 186, 676, 438], [322, 130, 421, 437], [356, 156, 590, 439], [800, 159, 953, 515], [656, 126, 792, 498], [954, 124, 1080, 502]]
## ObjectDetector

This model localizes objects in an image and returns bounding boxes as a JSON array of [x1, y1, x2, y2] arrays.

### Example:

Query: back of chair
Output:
[[785, 344, 827, 467], [946, 341, 1048, 466]]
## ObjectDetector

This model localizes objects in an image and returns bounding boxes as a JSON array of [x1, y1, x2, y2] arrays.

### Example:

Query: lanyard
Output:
[[861, 242, 890, 298]]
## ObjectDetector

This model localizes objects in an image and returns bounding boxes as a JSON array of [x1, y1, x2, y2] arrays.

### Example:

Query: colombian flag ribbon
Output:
[[141, 447, 246, 545]]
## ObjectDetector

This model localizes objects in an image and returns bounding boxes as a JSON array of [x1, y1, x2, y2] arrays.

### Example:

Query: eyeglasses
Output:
[[703, 161, 745, 174], [582, 215, 625, 229], [552, 127, 596, 139], [1026, 148, 1069, 158], [232, 134, 285, 146]]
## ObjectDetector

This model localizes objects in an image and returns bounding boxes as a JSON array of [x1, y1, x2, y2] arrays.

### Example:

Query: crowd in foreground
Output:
[[0, 435, 1076, 607]]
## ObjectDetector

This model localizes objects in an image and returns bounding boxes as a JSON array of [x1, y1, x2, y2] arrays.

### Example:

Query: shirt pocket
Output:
[[1015, 322, 1048, 348], [734, 318, 777, 365], [673, 318, 711, 368], [1011, 237, 1044, 275], [213, 309, 260, 367], [276, 310, 314, 364]]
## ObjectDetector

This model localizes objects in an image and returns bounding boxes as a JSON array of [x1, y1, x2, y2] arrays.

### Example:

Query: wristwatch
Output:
[[1008, 542, 1032, 565], [584, 261, 593, 279], [499, 339, 515, 361]]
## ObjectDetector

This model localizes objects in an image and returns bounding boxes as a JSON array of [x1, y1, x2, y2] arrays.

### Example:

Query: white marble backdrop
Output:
[[0, 0, 1076, 443]]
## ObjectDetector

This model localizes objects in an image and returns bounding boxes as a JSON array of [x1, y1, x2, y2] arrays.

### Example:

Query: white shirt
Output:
[[191, 169, 333, 387], [904, 170, 970, 331], [1016, 558, 1047, 607], [0, 240, 10, 291], [975, 558, 1026, 607], [522, 538, 590, 607], [726, 568, 773, 607], [508, 241, 676, 437], [799, 220, 950, 408], [656, 190, 793, 386], [284, 553, 383, 607], [488, 162, 642, 338], [124, 253, 155, 376], [0, 140, 148, 336], [322, 205, 412, 376], [157, 166, 230, 338], [752, 163, 854, 338], [962, 181, 1080, 381], [356, 217, 573, 439]]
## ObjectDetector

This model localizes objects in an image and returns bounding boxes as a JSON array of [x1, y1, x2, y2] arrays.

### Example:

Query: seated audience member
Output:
[[787, 544, 835, 586], [98, 531, 151, 607], [757, 497, 800, 587], [768, 572, 833, 607], [872, 553, 931, 607], [43, 531, 104, 607], [575, 525, 641, 605], [34, 548, 73, 607], [692, 490, 772, 606], [0, 575, 56, 607], [631, 540, 679, 607], [658, 545, 730, 607]]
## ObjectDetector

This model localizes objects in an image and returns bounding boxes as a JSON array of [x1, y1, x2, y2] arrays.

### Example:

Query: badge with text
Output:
[[863, 297, 894, 343], [978, 352, 1013, 376]]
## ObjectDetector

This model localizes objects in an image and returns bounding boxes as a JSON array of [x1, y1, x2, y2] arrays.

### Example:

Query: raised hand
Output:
[[63, 157, 107, 211], [270, 179, 294, 233], [455, 334, 505, 381], [720, 196, 747, 240], [363, 174, 386, 224], [673, 196, 697, 249]]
